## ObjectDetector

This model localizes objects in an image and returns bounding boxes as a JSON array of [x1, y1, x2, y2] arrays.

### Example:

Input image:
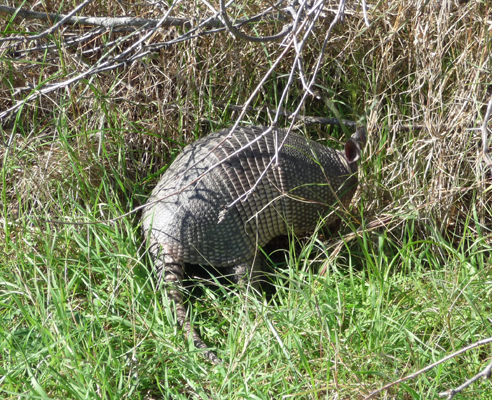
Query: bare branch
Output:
[[0, 3, 293, 42], [439, 360, 492, 399], [0, 1, 94, 43], [0, 4, 191, 33], [364, 337, 492, 400]]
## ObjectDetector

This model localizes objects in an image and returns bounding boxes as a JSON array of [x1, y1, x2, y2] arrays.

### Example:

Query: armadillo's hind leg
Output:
[[151, 242, 221, 364], [225, 254, 264, 291]]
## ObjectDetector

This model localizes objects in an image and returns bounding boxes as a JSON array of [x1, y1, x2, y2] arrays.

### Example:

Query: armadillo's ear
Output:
[[345, 138, 361, 164]]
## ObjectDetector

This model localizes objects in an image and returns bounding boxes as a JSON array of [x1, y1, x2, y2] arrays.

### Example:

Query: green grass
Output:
[[1, 0, 492, 398], [1, 161, 491, 399]]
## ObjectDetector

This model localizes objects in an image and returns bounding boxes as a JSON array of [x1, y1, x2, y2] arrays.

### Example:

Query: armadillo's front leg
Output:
[[152, 242, 221, 364]]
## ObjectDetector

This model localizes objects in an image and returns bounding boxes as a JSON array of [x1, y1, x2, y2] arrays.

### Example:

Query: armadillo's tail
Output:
[[151, 241, 222, 364]]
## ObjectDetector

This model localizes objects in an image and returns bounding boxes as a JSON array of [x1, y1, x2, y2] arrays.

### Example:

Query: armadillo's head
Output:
[[344, 126, 366, 173]]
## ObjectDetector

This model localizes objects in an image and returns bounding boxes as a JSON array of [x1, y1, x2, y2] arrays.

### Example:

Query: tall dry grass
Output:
[[1, 1, 490, 239]]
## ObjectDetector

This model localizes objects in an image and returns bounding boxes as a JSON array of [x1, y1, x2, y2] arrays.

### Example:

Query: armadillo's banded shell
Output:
[[142, 126, 357, 266]]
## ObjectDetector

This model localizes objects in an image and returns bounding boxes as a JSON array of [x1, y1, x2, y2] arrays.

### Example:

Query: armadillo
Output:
[[142, 125, 366, 363]]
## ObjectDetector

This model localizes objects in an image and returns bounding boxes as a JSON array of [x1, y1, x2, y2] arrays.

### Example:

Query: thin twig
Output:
[[361, 0, 370, 27], [481, 95, 492, 175], [8, 28, 106, 56], [218, 0, 292, 42], [223, 104, 357, 128]]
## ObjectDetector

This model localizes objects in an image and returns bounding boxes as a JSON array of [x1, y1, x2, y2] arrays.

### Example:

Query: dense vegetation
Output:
[[1, 0, 491, 398]]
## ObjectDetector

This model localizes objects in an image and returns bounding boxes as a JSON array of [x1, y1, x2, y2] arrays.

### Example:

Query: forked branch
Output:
[[364, 337, 492, 400]]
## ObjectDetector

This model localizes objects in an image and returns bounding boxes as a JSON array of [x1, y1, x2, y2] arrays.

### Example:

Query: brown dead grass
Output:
[[0, 0, 491, 244]]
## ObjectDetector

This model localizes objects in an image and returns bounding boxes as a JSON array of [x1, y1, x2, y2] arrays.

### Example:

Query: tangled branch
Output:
[[0, 0, 368, 126]]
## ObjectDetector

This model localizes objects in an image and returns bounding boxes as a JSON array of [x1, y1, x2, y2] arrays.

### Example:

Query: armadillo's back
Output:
[[142, 126, 357, 266]]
